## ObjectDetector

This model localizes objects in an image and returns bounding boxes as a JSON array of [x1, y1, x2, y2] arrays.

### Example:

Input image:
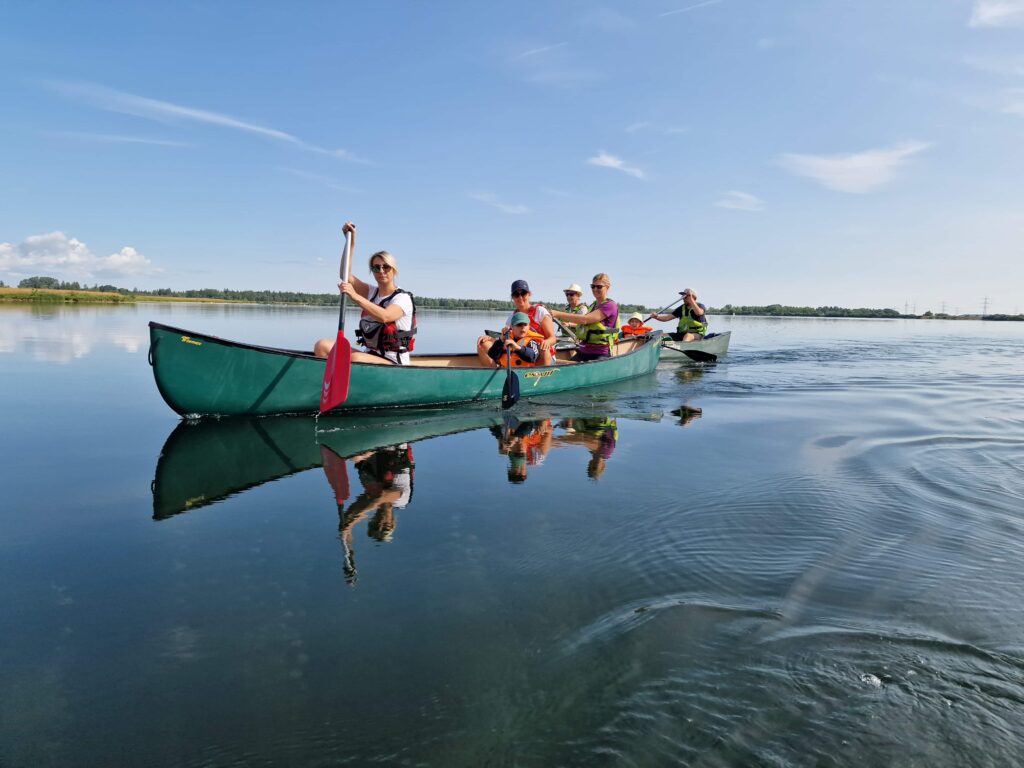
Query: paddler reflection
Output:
[[490, 418, 554, 483], [671, 404, 703, 427], [553, 417, 619, 479], [321, 443, 415, 584]]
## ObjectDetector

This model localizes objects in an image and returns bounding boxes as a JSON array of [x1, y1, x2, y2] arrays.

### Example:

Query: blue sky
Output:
[[1, 0, 1023, 313]]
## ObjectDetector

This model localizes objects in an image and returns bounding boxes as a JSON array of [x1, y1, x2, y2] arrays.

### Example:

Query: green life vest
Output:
[[566, 303, 589, 341], [677, 305, 709, 336], [579, 299, 621, 349]]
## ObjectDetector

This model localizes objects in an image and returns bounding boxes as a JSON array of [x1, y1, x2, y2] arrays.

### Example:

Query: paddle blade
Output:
[[320, 445, 351, 503], [320, 334, 352, 413], [501, 370, 520, 409], [682, 350, 717, 363]]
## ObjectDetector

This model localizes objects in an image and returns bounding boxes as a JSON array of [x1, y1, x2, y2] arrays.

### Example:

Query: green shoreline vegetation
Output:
[[1, 276, 1021, 321]]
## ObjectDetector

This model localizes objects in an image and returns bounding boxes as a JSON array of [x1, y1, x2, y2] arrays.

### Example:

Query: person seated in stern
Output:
[[475, 279, 557, 366], [651, 287, 707, 342], [478, 312, 544, 368], [620, 312, 653, 337], [314, 221, 416, 365], [547, 273, 619, 361]]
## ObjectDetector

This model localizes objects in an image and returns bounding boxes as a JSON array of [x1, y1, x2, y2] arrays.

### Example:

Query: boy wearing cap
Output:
[[476, 279, 558, 366], [477, 311, 544, 368], [653, 288, 708, 341]]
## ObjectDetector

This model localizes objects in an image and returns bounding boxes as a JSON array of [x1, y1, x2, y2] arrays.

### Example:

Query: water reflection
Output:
[[671, 404, 703, 427], [324, 443, 416, 584]]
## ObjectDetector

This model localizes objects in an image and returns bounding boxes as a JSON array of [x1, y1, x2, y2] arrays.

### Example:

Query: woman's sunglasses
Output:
[[370, 264, 393, 274], [590, 283, 607, 290], [511, 290, 529, 298]]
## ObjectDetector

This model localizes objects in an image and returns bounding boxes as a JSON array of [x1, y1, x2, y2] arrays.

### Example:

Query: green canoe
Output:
[[148, 321, 663, 417]]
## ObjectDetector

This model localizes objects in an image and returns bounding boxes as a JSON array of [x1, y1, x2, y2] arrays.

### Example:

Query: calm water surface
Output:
[[2, 304, 1023, 767]]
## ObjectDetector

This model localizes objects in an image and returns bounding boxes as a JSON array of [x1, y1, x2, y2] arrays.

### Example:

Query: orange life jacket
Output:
[[621, 324, 653, 337], [498, 329, 546, 368]]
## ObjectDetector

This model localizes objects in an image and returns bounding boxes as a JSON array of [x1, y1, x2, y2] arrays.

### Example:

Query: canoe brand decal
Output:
[[180, 336, 202, 346], [523, 369, 558, 386]]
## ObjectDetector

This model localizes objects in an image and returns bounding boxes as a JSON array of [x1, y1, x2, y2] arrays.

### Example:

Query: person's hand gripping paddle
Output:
[[320, 230, 354, 413]]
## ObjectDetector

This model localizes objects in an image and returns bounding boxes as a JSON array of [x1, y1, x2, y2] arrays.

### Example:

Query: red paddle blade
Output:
[[320, 445, 350, 503], [319, 334, 352, 413]]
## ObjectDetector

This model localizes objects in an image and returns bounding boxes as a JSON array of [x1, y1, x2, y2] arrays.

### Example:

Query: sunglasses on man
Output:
[[564, 291, 581, 297]]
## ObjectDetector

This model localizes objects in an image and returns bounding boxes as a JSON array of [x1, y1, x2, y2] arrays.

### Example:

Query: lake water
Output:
[[2, 303, 1023, 767]]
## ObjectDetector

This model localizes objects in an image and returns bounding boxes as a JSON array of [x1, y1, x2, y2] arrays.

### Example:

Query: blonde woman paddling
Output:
[[548, 273, 619, 361], [314, 222, 416, 365]]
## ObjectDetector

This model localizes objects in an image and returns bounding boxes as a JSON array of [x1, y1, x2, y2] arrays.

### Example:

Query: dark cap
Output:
[[510, 311, 530, 326], [511, 279, 530, 294]]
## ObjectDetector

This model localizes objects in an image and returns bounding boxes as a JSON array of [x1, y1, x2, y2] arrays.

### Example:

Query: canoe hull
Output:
[[661, 331, 731, 360], [148, 322, 663, 417]]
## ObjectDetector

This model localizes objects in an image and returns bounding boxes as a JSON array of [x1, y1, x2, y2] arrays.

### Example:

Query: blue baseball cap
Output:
[[511, 279, 530, 294]]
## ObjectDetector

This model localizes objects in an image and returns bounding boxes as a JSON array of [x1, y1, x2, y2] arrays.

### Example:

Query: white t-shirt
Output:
[[505, 304, 550, 330], [369, 287, 414, 365]]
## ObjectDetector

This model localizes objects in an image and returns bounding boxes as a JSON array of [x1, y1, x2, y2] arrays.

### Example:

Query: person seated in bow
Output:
[[652, 288, 708, 342], [476, 279, 557, 366], [477, 312, 543, 368], [314, 221, 416, 365], [547, 273, 619, 361], [620, 312, 653, 337]]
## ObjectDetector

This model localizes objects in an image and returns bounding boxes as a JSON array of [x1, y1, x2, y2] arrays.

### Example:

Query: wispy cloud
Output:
[[778, 142, 931, 194], [587, 151, 647, 179], [46, 130, 190, 147], [44, 80, 363, 161], [625, 121, 687, 135], [0, 231, 157, 278], [279, 167, 361, 193], [969, 0, 1024, 27], [1002, 88, 1024, 115], [658, 0, 722, 18], [515, 42, 569, 59], [716, 191, 765, 211], [579, 8, 636, 30], [756, 37, 785, 50], [963, 53, 1024, 77], [470, 192, 528, 215]]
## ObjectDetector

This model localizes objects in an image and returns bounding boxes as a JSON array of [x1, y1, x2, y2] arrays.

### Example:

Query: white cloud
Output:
[[0, 231, 157, 278], [279, 167, 361, 193], [963, 54, 1024, 77], [778, 142, 931, 194], [658, 0, 722, 18], [469, 192, 528, 215], [716, 191, 765, 211], [587, 151, 647, 180], [47, 131, 190, 147], [969, 0, 1024, 27], [515, 42, 569, 59], [44, 81, 363, 162], [1000, 87, 1024, 115]]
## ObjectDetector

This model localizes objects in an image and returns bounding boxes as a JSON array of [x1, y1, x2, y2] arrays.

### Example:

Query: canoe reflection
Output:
[[490, 416, 619, 482], [151, 409, 503, 520]]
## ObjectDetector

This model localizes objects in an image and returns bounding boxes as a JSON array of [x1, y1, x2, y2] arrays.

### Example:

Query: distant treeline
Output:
[[11, 276, 652, 312], [10, 277, 1019, 319], [714, 304, 902, 318]]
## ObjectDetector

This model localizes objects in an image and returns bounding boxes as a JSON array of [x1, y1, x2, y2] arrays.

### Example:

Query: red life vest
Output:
[[356, 288, 417, 357], [621, 324, 653, 337]]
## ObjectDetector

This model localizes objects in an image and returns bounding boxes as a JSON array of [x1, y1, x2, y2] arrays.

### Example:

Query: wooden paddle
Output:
[[319, 231, 354, 413], [501, 343, 520, 409]]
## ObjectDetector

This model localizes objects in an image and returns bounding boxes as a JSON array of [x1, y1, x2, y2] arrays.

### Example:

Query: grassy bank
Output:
[[0, 288, 233, 304]]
